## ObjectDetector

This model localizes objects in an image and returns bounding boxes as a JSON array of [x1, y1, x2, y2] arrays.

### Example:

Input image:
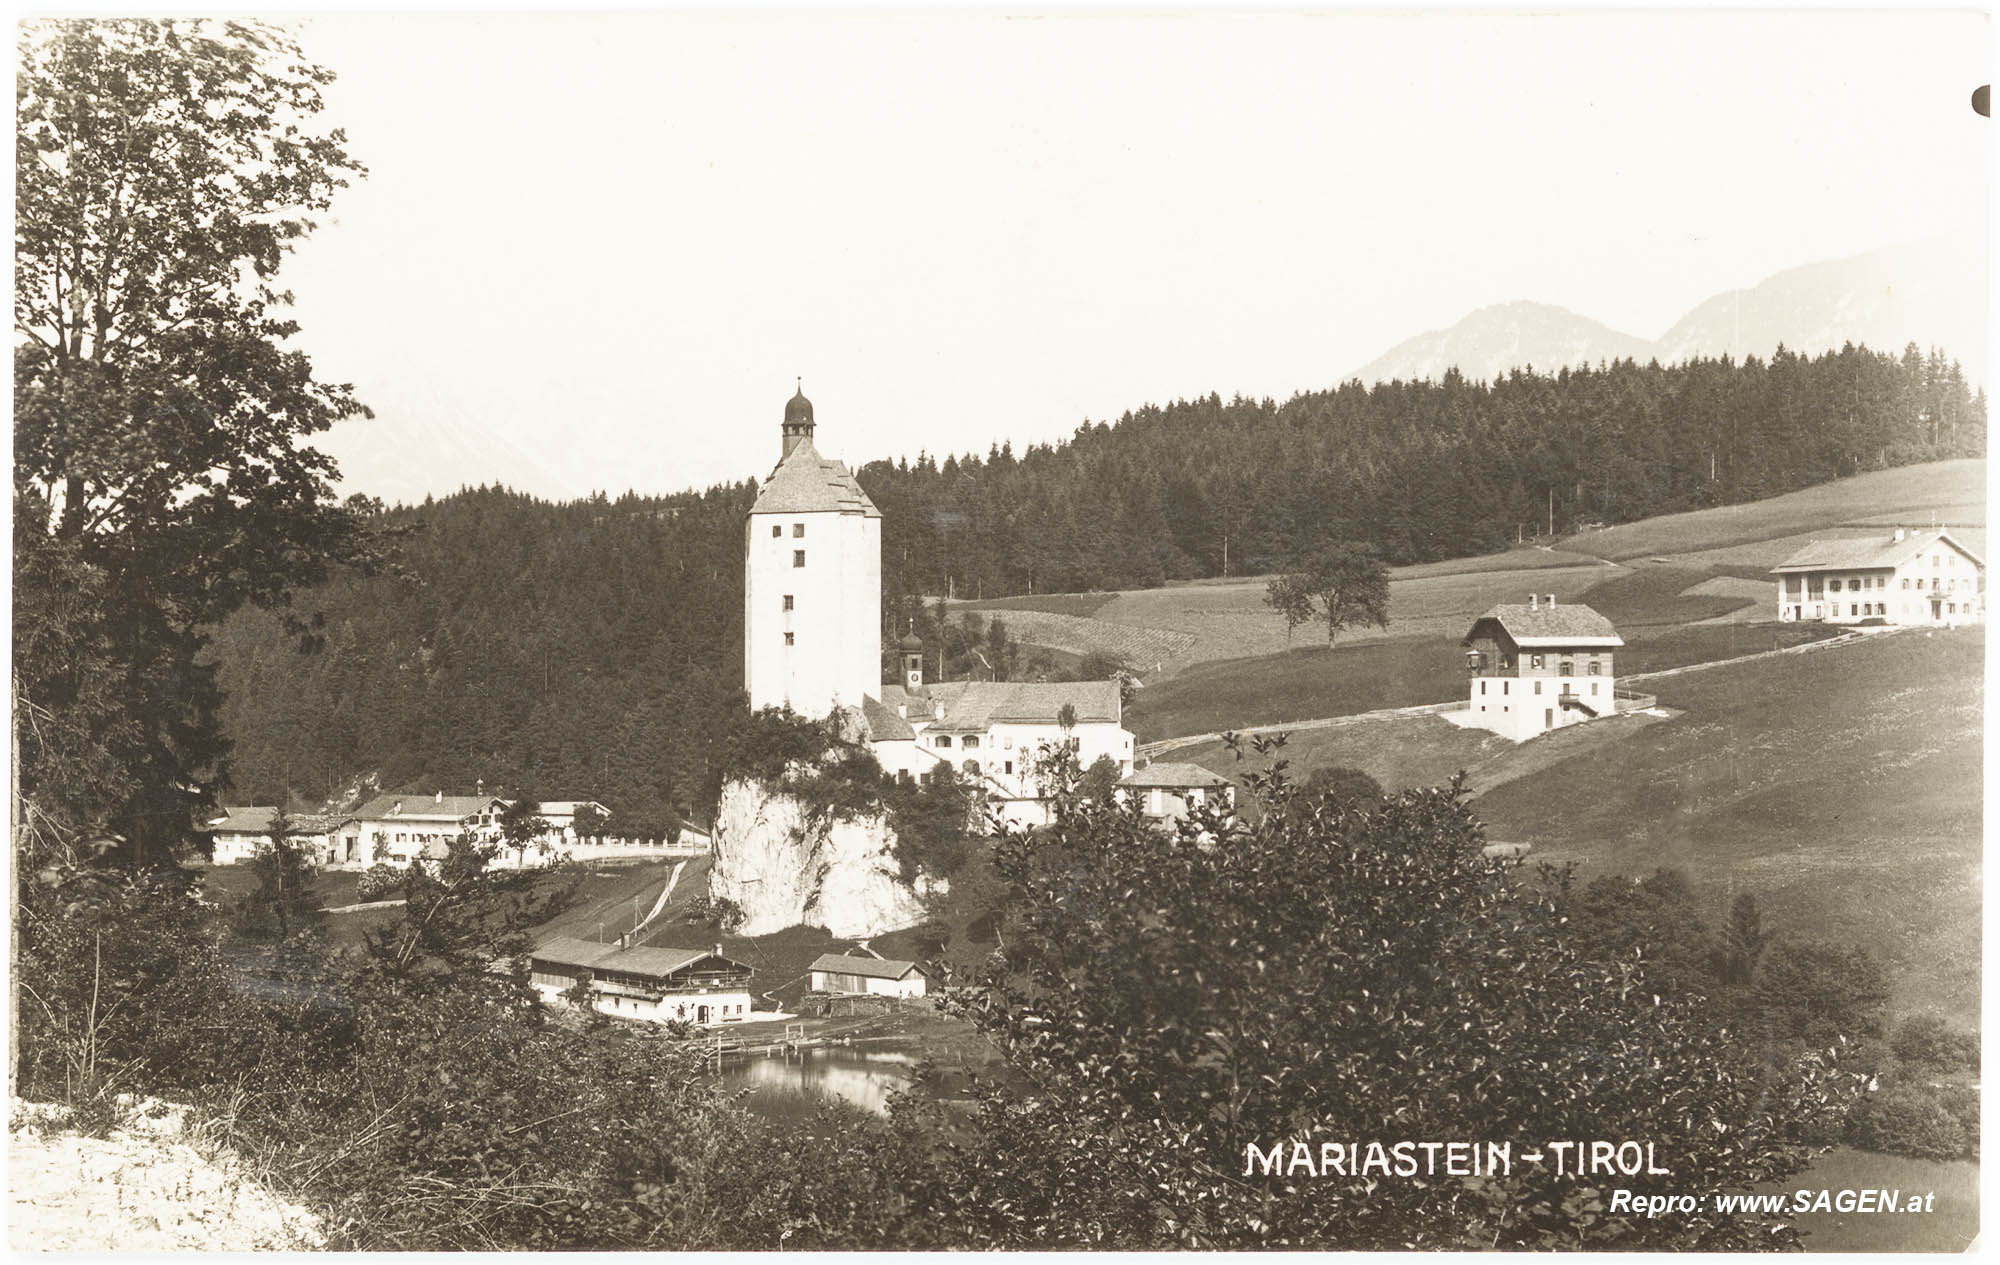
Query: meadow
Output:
[[1128, 620, 1841, 743], [1566, 459, 1986, 562], [1473, 627, 1983, 1025]]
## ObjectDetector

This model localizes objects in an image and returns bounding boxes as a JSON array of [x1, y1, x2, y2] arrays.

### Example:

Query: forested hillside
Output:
[[213, 342, 1983, 820], [872, 344, 1983, 598]]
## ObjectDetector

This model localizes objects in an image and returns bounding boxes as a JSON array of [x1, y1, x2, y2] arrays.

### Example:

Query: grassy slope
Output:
[[1568, 459, 1986, 562], [1471, 627, 1983, 1025], [956, 592, 1115, 619], [1128, 621, 1842, 743]]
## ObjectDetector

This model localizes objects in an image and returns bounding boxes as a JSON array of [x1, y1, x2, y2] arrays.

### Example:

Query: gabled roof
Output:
[[901, 679, 1123, 732], [536, 800, 609, 817], [1771, 529, 1984, 574], [749, 438, 881, 518], [530, 937, 747, 980], [1120, 762, 1232, 790], [597, 945, 716, 977], [203, 807, 355, 835], [530, 936, 618, 969], [354, 793, 506, 822], [204, 806, 280, 834], [859, 693, 918, 742], [1465, 603, 1623, 648], [809, 952, 925, 981]]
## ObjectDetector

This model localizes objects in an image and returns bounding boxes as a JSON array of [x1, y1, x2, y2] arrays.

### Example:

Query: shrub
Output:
[[355, 863, 406, 903], [1753, 937, 1889, 1043], [1301, 764, 1384, 809], [1890, 1014, 1980, 1076], [1847, 1081, 1973, 1160]]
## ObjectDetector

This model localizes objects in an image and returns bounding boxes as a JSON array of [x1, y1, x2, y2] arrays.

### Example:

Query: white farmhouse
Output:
[[742, 387, 1136, 826], [201, 807, 358, 866], [352, 792, 507, 865], [1771, 528, 1984, 626], [1457, 595, 1624, 743], [808, 952, 930, 998], [528, 936, 755, 1025]]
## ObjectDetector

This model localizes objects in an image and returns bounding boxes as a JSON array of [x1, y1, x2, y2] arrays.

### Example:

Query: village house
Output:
[[1771, 528, 1985, 626], [1117, 762, 1236, 825], [352, 791, 508, 865], [744, 387, 1136, 826], [808, 951, 931, 998], [528, 935, 756, 1025], [1457, 595, 1624, 743], [534, 799, 612, 838], [201, 807, 358, 866]]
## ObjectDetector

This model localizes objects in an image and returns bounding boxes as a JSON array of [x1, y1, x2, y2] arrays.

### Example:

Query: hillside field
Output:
[[1129, 621, 1841, 743], [1474, 627, 1983, 1026], [1566, 459, 1986, 562], [947, 459, 1984, 676]]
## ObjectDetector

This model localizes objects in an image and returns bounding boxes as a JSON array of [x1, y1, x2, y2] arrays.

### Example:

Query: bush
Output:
[[1301, 765, 1384, 809], [1847, 1081, 1974, 1160], [1753, 937, 1889, 1043], [354, 863, 405, 903], [1891, 1014, 1980, 1076]]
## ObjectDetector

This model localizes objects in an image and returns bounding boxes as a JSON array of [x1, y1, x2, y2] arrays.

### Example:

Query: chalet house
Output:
[[352, 792, 508, 865], [202, 807, 358, 866], [535, 800, 611, 838], [1459, 595, 1624, 743], [528, 935, 755, 1025], [808, 951, 930, 998], [1771, 528, 1984, 626], [1117, 762, 1235, 824]]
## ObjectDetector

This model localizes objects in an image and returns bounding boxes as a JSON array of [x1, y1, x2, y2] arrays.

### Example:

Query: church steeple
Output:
[[782, 378, 815, 459]]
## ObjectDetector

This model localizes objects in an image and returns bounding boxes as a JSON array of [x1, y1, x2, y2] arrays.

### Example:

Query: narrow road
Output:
[[1136, 626, 1891, 759]]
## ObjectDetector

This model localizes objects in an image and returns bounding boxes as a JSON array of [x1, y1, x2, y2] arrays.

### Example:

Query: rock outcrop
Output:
[[708, 776, 925, 938]]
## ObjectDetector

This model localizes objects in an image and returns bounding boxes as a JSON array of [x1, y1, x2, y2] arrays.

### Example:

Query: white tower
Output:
[[743, 386, 882, 718]]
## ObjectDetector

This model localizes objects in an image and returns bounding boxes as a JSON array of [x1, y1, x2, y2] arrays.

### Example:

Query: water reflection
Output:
[[721, 1045, 917, 1119]]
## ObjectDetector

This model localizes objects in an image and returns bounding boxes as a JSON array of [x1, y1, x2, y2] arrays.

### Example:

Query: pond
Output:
[[717, 1044, 920, 1121]]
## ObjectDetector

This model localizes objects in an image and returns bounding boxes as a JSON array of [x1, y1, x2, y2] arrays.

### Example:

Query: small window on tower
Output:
[[771, 524, 781, 538], [793, 550, 805, 567], [784, 632, 795, 646], [793, 523, 805, 538], [782, 595, 794, 611]]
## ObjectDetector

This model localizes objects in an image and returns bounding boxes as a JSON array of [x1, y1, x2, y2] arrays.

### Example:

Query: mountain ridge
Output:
[[1350, 235, 1988, 390]]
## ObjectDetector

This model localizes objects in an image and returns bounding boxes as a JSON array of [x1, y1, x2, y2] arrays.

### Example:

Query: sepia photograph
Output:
[[9, 5, 1988, 1252]]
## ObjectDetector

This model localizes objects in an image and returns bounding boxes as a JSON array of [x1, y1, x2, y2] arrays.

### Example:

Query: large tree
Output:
[[939, 759, 1860, 1248], [1274, 540, 1392, 646], [15, 19, 370, 866]]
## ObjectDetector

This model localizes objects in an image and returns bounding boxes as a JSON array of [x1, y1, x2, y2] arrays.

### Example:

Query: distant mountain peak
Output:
[[1351, 236, 1987, 389]]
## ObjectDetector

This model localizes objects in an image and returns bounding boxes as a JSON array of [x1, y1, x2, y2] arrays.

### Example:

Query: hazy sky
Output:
[[249, 9, 1991, 502]]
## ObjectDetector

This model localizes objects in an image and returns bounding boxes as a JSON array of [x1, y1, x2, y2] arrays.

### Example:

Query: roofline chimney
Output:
[[1529, 593, 1539, 611], [1546, 593, 1556, 607]]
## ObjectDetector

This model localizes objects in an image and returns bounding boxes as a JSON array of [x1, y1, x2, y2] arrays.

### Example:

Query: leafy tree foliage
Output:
[[1263, 571, 1315, 646], [1285, 540, 1392, 645], [230, 811, 323, 941], [934, 773, 1860, 1248], [14, 18, 371, 867], [1753, 937, 1891, 1044]]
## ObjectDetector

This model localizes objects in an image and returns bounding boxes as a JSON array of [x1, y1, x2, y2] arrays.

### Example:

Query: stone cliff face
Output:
[[707, 777, 925, 938]]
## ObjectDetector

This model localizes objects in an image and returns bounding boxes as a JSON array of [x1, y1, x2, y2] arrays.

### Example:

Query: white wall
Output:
[[1464, 666, 1614, 742], [1777, 554, 1983, 626], [744, 505, 879, 718], [531, 978, 754, 1025]]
